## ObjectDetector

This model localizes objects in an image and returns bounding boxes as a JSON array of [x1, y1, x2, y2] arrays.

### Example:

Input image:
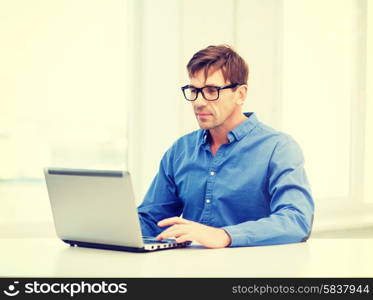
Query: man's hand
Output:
[[155, 217, 231, 249]]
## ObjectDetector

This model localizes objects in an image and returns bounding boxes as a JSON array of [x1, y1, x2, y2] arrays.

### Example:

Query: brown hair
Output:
[[186, 44, 248, 84]]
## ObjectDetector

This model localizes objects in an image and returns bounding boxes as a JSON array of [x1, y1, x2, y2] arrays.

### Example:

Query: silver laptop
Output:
[[44, 167, 191, 252]]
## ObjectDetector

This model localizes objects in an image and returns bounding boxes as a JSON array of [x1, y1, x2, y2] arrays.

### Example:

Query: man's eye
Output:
[[205, 87, 217, 94]]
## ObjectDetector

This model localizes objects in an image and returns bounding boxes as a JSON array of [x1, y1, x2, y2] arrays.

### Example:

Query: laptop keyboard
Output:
[[142, 236, 192, 250], [142, 237, 176, 244]]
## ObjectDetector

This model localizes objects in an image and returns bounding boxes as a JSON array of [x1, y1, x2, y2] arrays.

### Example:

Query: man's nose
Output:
[[194, 91, 207, 107]]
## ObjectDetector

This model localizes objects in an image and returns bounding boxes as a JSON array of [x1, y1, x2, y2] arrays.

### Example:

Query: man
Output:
[[138, 45, 314, 248]]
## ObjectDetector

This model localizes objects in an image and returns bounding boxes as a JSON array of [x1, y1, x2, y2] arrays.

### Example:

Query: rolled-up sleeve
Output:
[[222, 136, 314, 247]]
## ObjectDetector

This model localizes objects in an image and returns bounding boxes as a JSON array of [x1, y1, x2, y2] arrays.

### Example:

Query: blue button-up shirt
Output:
[[138, 112, 314, 247]]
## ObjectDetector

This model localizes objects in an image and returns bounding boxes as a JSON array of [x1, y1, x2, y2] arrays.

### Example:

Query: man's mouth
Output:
[[196, 113, 212, 117]]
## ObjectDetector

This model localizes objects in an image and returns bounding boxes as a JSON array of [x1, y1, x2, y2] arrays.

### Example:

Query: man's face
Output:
[[189, 69, 242, 131]]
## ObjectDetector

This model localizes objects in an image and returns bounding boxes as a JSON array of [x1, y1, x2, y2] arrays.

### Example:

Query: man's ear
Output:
[[236, 85, 248, 105]]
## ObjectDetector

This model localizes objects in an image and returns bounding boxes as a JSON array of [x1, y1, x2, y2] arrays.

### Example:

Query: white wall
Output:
[[364, 0, 373, 204]]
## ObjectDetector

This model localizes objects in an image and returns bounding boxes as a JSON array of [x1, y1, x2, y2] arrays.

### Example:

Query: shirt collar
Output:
[[199, 112, 259, 146], [228, 112, 258, 142]]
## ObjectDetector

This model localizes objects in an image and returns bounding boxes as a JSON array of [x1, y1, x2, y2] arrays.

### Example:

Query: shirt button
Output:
[[205, 199, 211, 204], [209, 171, 216, 176]]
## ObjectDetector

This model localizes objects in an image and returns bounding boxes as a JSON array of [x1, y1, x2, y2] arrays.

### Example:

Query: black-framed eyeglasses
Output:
[[181, 83, 244, 101]]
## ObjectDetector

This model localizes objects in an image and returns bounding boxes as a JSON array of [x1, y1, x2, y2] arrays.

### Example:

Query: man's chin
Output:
[[197, 121, 214, 130]]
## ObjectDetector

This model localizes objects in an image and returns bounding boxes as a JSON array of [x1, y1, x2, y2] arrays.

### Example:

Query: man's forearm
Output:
[[222, 208, 313, 247], [138, 213, 162, 237]]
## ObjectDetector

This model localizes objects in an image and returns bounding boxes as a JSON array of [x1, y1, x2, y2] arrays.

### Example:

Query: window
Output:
[[0, 0, 127, 225]]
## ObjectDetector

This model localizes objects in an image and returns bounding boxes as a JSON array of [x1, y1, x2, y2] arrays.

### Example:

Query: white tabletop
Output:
[[0, 238, 372, 277]]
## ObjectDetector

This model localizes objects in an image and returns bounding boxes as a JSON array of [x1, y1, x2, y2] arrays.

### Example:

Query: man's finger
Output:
[[175, 234, 193, 243], [157, 216, 190, 227], [156, 228, 188, 240]]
